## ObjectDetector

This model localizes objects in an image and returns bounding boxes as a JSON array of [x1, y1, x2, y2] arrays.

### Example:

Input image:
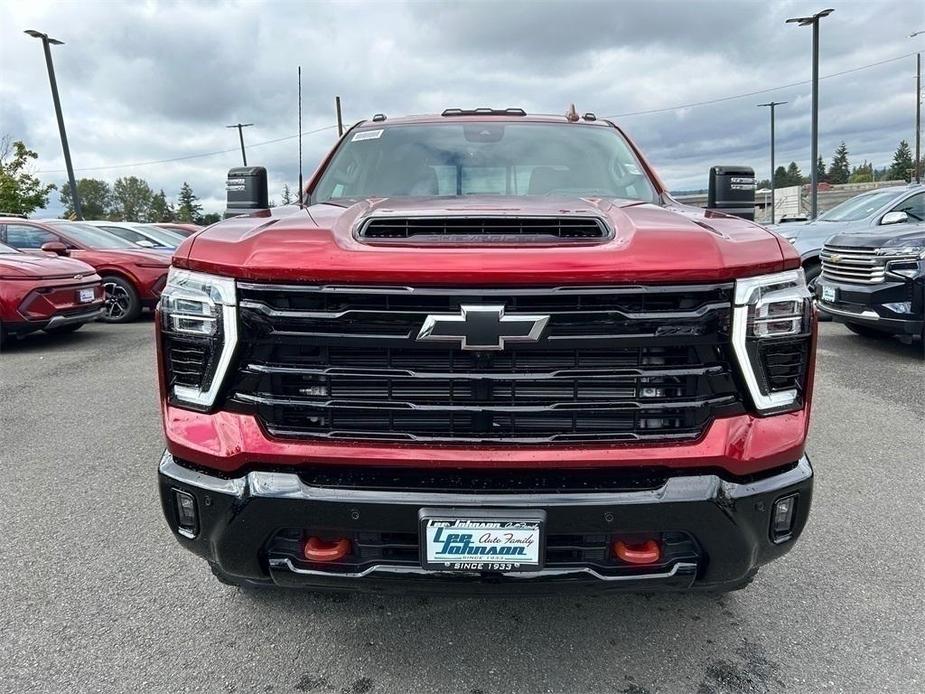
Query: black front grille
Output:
[[164, 337, 210, 389], [756, 338, 810, 393], [230, 283, 741, 443], [358, 216, 611, 243]]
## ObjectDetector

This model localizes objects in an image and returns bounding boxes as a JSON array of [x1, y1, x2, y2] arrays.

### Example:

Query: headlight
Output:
[[732, 270, 813, 412], [159, 268, 237, 409], [876, 245, 925, 257]]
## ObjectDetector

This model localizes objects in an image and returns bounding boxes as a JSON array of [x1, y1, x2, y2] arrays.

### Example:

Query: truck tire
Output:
[[844, 322, 889, 339], [101, 276, 141, 323]]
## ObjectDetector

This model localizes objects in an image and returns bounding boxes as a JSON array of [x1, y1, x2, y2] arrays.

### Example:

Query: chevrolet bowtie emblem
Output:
[[416, 305, 549, 351]]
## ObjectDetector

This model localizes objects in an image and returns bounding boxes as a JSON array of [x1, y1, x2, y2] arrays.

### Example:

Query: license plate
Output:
[[821, 285, 836, 303], [77, 288, 95, 303], [420, 509, 544, 572]]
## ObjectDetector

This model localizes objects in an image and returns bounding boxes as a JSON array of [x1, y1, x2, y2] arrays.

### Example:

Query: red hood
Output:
[[177, 196, 796, 284], [0, 252, 97, 279]]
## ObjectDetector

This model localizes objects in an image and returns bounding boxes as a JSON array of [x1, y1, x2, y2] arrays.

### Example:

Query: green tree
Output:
[[111, 176, 154, 221], [0, 137, 55, 215], [147, 189, 176, 222], [773, 166, 789, 188], [785, 162, 803, 187], [280, 184, 293, 205], [816, 156, 826, 184], [888, 140, 914, 182], [200, 212, 221, 226], [827, 142, 850, 185], [176, 182, 202, 223], [848, 161, 873, 184], [60, 178, 111, 219]]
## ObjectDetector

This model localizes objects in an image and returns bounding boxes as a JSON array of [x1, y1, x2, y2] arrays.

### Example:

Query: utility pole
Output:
[[787, 9, 834, 219], [758, 101, 787, 223], [24, 30, 82, 219], [226, 123, 253, 166], [912, 32, 923, 184], [335, 96, 344, 137]]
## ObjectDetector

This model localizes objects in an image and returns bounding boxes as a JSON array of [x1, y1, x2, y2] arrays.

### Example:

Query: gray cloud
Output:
[[0, 0, 921, 218]]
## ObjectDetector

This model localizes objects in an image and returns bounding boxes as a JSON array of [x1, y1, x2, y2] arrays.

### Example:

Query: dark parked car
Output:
[[0, 218, 170, 323], [772, 184, 924, 292], [0, 240, 103, 347], [816, 225, 924, 352]]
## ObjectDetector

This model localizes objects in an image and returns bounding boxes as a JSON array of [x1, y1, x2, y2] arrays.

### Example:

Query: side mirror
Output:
[[880, 211, 908, 226], [41, 241, 68, 256], [225, 166, 269, 218], [707, 165, 756, 220]]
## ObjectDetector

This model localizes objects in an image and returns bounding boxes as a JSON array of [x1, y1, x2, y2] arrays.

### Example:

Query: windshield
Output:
[[817, 191, 901, 222], [0, 241, 19, 254], [312, 122, 658, 204], [45, 221, 140, 249], [138, 224, 184, 245]]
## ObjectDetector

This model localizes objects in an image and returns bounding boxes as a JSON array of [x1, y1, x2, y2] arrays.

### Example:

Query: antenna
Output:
[[298, 65, 303, 208]]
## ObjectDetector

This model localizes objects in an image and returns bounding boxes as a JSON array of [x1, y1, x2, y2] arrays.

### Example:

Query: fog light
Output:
[[771, 494, 798, 542], [173, 489, 198, 538]]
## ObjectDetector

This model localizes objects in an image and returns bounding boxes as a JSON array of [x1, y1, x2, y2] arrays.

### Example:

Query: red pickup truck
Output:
[[157, 110, 815, 593]]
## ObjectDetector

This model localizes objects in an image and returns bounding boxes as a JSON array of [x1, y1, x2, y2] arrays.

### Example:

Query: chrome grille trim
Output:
[[820, 244, 919, 285]]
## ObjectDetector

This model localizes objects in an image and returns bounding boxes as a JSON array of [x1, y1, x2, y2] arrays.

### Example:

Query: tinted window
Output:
[[100, 225, 163, 247], [0, 241, 20, 254], [43, 222, 138, 249], [312, 123, 658, 204], [891, 193, 925, 222], [4, 224, 59, 249]]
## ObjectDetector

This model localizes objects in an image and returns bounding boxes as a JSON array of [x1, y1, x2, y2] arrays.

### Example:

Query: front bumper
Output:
[[158, 451, 813, 594], [816, 275, 924, 336]]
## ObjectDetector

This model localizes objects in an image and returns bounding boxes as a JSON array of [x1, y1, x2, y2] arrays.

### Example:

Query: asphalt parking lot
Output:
[[1, 318, 922, 694]]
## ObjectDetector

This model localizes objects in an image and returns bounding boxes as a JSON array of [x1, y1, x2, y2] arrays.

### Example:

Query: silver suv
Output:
[[772, 185, 925, 291]]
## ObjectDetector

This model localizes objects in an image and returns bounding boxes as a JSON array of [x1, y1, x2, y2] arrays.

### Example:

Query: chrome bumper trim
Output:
[[817, 303, 880, 321]]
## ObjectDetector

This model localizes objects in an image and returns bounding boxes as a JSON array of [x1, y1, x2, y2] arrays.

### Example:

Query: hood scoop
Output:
[[356, 215, 612, 245]]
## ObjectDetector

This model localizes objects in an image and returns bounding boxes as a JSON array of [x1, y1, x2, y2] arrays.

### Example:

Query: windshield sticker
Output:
[[352, 129, 383, 142]]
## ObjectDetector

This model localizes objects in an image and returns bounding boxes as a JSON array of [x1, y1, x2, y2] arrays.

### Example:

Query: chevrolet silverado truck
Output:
[[157, 109, 816, 593]]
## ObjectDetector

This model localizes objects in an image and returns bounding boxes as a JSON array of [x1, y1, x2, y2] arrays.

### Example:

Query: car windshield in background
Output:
[[46, 221, 140, 249], [0, 241, 20, 254], [312, 122, 658, 204], [817, 191, 900, 222], [138, 225, 184, 245]]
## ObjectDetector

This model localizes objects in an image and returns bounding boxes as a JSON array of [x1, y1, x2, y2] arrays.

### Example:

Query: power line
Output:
[[604, 52, 915, 118], [36, 124, 339, 175], [34, 51, 917, 176]]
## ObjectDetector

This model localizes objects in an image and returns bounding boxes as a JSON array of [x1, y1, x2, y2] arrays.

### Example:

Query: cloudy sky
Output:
[[1, 0, 922, 216]]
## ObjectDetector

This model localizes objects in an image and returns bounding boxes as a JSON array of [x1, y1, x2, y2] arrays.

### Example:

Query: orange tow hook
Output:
[[302, 537, 351, 562], [613, 539, 661, 565]]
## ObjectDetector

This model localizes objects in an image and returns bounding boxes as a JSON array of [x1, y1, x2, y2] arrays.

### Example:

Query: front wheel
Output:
[[101, 276, 141, 323], [844, 322, 890, 339]]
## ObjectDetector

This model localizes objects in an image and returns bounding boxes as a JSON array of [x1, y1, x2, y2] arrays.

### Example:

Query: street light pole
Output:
[[24, 30, 81, 219], [226, 123, 254, 166], [758, 101, 787, 223], [912, 32, 923, 184], [787, 9, 834, 219]]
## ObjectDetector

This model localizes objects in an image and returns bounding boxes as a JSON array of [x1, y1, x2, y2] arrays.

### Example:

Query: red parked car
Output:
[[0, 240, 104, 347], [0, 218, 170, 323], [157, 111, 815, 593], [154, 223, 202, 237]]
